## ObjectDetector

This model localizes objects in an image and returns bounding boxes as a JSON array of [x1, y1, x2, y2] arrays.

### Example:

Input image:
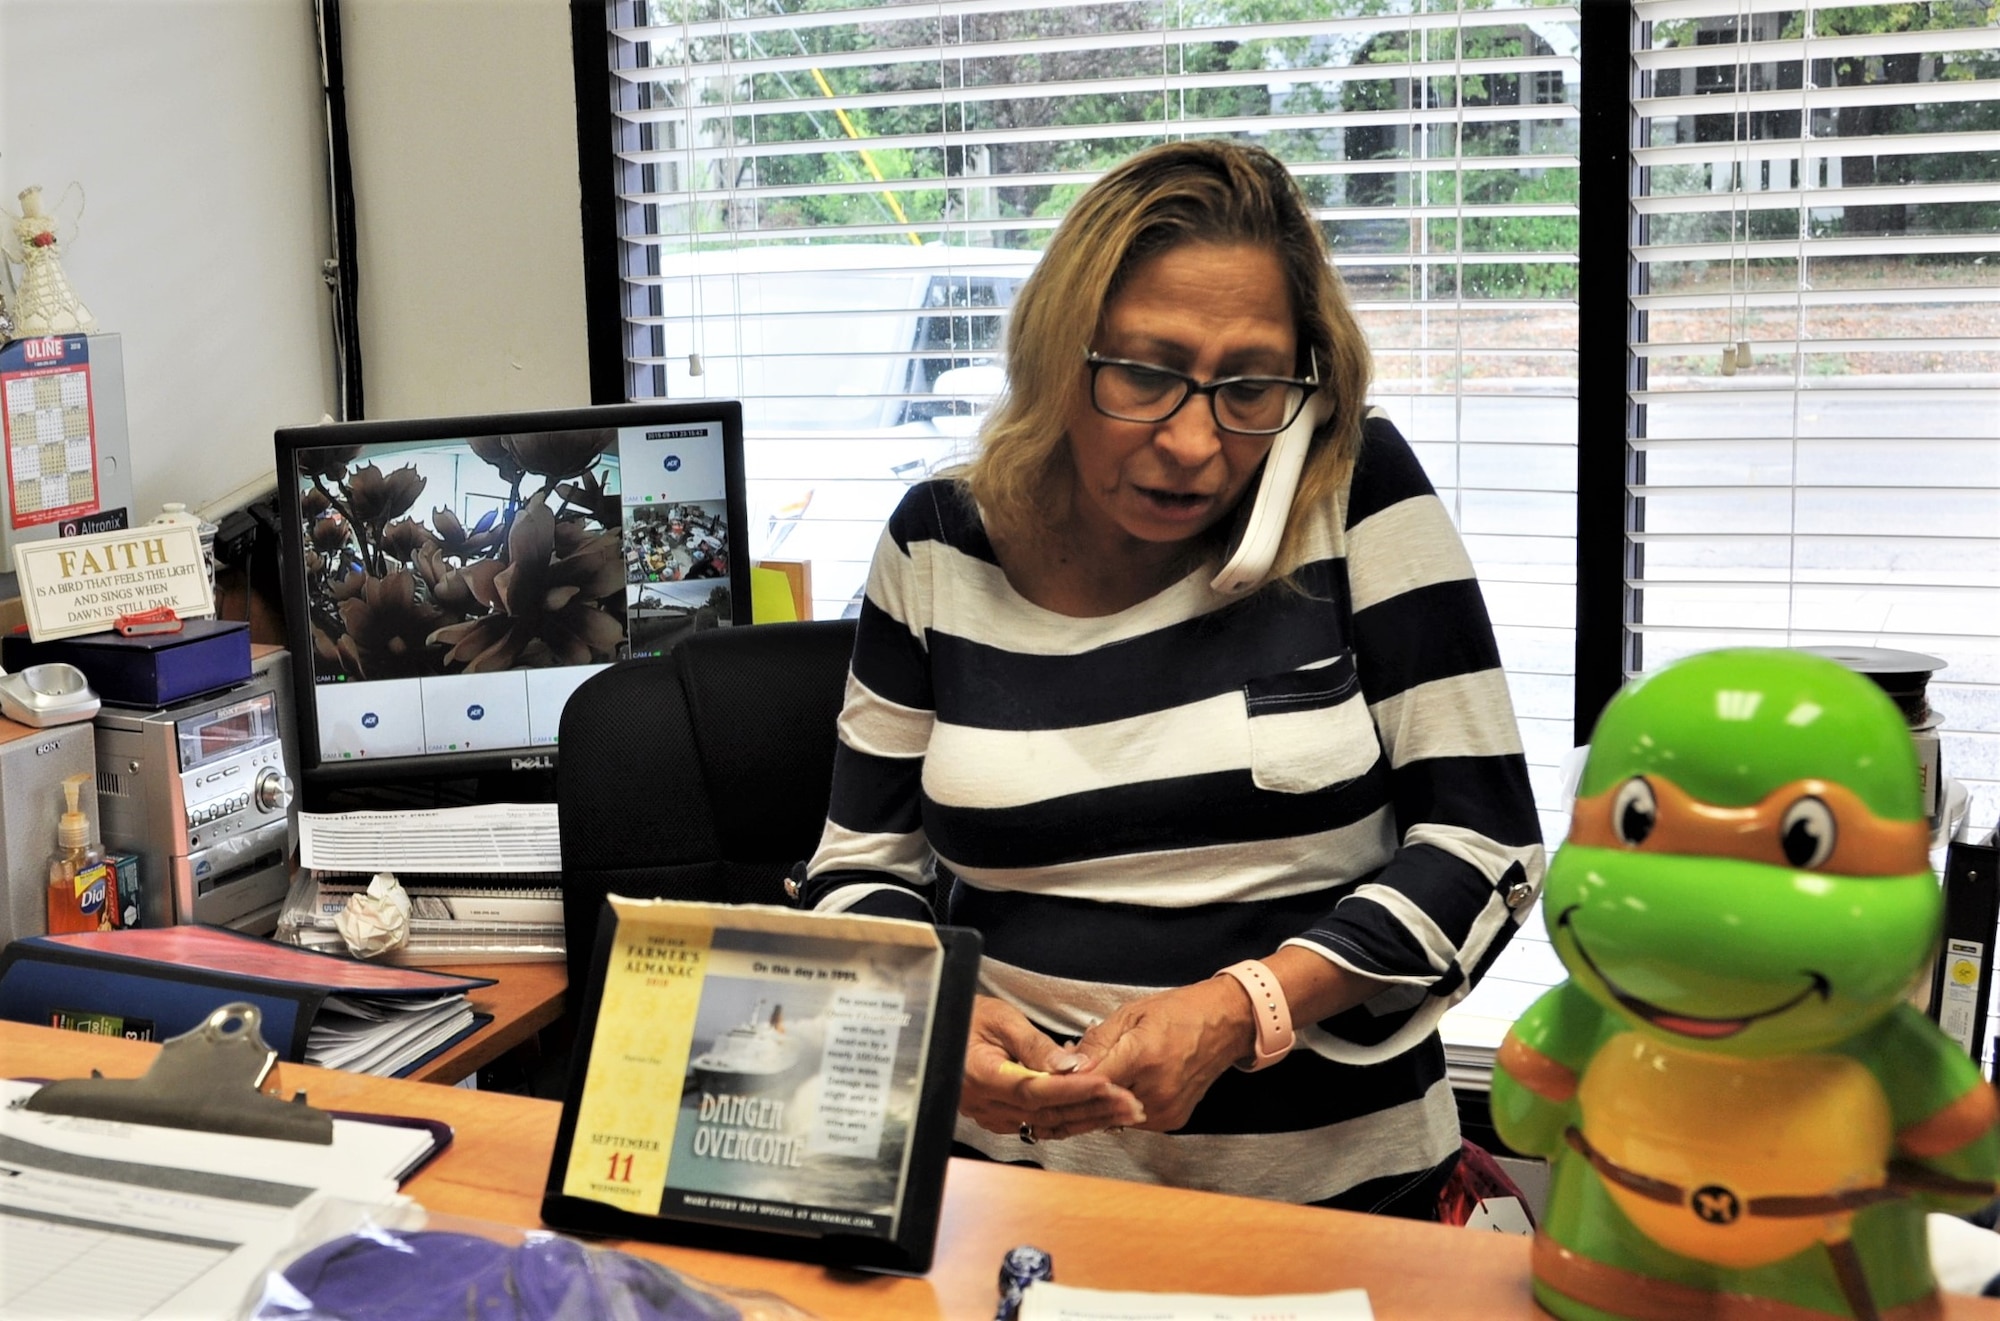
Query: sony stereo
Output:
[[94, 650, 298, 933]]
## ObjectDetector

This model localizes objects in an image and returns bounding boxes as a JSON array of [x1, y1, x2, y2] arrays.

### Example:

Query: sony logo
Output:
[[511, 754, 556, 771], [35, 741, 61, 755]]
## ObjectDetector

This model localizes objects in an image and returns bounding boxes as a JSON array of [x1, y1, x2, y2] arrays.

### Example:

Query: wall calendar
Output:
[[0, 334, 100, 530]]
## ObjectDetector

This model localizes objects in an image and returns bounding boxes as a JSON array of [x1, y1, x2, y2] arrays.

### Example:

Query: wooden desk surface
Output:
[[402, 960, 565, 1086], [5, 1021, 1995, 1320]]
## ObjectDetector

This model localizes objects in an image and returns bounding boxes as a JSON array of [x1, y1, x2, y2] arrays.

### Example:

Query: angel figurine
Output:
[[2, 185, 96, 336]]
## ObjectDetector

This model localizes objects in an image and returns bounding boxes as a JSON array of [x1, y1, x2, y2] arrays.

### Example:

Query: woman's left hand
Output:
[[1071, 978, 1255, 1132]]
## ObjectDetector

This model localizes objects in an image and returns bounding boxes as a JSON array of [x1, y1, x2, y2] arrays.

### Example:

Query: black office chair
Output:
[[555, 618, 858, 996]]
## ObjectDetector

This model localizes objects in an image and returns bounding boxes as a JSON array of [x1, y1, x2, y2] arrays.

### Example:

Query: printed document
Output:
[[0, 1080, 418, 1320], [299, 802, 562, 875], [1018, 1282, 1373, 1320]]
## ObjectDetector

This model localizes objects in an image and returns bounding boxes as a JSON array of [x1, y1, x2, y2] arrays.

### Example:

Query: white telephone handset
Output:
[[1209, 387, 1333, 596]]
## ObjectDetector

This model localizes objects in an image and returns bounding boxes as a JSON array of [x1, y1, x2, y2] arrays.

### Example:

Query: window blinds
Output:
[[1628, 0, 2000, 836], [597, 0, 1580, 822]]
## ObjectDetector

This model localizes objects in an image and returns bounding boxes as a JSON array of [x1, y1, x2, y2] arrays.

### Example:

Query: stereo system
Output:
[[94, 650, 298, 933]]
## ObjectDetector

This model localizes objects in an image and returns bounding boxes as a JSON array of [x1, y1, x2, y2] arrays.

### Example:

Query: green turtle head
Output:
[[1545, 648, 1935, 1055]]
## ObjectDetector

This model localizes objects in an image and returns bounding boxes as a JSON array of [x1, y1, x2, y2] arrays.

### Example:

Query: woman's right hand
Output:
[[960, 995, 1146, 1141]]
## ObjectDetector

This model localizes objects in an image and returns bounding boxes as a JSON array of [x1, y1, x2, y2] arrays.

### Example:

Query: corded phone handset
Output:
[[1209, 386, 1334, 597]]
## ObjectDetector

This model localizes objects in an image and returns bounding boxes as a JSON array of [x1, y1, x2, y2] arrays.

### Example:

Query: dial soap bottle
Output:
[[46, 772, 112, 933]]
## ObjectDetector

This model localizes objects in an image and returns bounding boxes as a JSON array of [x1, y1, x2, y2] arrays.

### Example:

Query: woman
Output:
[[796, 140, 1544, 1217]]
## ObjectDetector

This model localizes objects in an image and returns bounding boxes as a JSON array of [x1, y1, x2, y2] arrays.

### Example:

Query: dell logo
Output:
[[511, 754, 556, 771]]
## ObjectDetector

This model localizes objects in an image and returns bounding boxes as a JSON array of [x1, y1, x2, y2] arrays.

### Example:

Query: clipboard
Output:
[[540, 897, 982, 1274], [17, 1000, 453, 1184]]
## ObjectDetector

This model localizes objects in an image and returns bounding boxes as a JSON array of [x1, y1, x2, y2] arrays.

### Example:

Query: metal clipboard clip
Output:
[[20, 1001, 335, 1144]]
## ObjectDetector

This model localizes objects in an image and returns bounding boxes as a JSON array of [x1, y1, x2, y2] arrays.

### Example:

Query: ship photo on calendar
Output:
[[657, 928, 942, 1239]]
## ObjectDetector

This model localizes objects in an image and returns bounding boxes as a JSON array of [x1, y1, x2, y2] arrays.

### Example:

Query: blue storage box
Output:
[[2, 619, 252, 708]]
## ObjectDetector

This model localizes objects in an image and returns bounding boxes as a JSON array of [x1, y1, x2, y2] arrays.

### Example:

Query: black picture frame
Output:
[[540, 900, 982, 1274]]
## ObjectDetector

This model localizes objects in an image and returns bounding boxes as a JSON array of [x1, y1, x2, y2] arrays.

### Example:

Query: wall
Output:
[[0, 0, 593, 523], [341, 0, 590, 420], [0, 0, 336, 520]]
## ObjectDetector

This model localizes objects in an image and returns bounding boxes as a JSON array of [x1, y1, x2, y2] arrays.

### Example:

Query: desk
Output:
[[4, 1022, 1995, 1321], [401, 960, 564, 1086]]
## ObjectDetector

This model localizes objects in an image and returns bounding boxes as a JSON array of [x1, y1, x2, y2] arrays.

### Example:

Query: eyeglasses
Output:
[[1084, 351, 1321, 436]]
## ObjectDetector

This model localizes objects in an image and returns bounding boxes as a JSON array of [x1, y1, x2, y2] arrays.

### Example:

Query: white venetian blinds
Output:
[[597, 2, 1582, 839], [1628, 0, 2000, 833]]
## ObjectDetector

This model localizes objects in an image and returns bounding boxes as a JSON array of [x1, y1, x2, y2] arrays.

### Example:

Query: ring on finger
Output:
[[1018, 1122, 1038, 1145]]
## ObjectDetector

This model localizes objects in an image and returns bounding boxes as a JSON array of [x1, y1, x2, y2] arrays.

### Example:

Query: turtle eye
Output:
[[1779, 796, 1837, 869], [1610, 777, 1657, 846]]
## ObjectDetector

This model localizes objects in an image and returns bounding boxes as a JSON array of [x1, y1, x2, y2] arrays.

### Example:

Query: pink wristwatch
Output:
[[1215, 959, 1295, 1072]]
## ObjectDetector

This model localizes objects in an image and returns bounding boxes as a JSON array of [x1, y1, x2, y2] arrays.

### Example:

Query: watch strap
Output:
[[1215, 959, 1294, 1072]]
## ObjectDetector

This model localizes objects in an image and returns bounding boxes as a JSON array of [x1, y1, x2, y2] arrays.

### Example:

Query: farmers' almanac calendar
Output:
[[543, 897, 981, 1273]]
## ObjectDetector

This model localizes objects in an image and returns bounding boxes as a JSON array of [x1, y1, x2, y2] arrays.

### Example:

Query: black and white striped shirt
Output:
[[803, 417, 1545, 1204]]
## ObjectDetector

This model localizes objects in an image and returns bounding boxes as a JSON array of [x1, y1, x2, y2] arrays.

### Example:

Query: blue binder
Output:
[[0, 926, 494, 1076]]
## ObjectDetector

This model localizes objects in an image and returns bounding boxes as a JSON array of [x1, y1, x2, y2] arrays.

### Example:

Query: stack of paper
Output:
[[279, 805, 567, 965], [308, 993, 478, 1076]]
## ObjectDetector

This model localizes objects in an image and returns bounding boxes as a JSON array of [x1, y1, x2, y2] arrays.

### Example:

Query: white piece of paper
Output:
[[1017, 1281, 1374, 1320], [0, 1081, 416, 1320], [0, 1079, 430, 1195], [299, 802, 562, 874]]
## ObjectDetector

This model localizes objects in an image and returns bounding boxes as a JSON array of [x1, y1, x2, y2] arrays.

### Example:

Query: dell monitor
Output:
[[275, 401, 749, 809]]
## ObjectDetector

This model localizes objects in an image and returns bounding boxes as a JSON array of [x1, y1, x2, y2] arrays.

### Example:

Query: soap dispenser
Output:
[[46, 773, 112, 934]]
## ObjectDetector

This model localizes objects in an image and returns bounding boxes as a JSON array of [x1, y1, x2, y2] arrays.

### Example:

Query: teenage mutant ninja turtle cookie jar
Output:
[[1493, 648, 1998, 1321]]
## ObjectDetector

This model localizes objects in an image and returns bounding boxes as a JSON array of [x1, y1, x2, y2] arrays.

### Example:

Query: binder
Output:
[[0, 925, 494, 1077], [1928, 837, 2000, 1070]]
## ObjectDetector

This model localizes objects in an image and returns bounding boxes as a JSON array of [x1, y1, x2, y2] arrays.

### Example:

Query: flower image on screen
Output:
[[291, 417, 736, 762]]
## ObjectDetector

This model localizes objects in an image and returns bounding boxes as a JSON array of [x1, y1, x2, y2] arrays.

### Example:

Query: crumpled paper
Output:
[[333, 872, 412, 958]]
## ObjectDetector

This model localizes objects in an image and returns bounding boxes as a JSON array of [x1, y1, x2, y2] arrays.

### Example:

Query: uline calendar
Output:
[[2, 350, 96, 524], [0, 333, 133, 569]]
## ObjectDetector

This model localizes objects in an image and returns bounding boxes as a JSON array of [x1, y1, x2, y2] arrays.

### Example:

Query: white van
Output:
[[642, 244, 1037, 615]]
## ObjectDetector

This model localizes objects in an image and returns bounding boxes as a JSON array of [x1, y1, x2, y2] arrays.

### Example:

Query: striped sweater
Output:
[[802, 417, 1545, 1204]]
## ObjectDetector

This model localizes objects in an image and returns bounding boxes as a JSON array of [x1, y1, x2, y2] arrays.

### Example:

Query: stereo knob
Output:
[[255, 768, 293, 813]]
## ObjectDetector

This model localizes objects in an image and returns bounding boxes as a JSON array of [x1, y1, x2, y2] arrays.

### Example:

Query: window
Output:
[[1628, 1, 2000, 838], [594, 0, 1581, 787]]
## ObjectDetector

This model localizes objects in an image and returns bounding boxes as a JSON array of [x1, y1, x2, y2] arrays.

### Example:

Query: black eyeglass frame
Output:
[[1082, 349, 1323, 436]]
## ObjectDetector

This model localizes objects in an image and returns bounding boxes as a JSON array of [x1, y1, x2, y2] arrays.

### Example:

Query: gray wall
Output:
[[0, 0, 590, 522]]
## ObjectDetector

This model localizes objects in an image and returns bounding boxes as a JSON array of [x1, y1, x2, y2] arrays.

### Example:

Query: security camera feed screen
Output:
[[296, 421, 733, 762]]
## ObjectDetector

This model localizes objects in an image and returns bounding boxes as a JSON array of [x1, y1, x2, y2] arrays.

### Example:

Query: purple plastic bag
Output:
[[261, 1229, 742, 1321]]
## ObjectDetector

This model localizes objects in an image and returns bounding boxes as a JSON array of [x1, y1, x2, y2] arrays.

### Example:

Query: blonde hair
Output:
[[965, 140, 1372, 591]]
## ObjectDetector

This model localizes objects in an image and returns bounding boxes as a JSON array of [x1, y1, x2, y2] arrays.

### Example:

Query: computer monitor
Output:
[[275, 401, 748, 809]]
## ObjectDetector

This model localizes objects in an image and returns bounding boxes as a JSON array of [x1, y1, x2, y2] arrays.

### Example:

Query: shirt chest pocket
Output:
[[1242, 655, 1380, 794]]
